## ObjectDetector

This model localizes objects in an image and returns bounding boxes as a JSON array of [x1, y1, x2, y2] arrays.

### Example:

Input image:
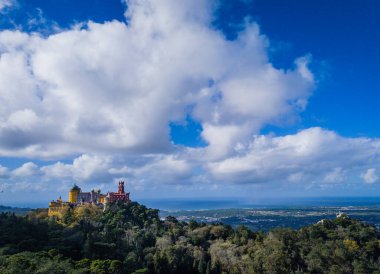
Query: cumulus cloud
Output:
[[361, 168, 378, 184], [1, 127, 380, 196], [2, 0, 380, 198], [0, 152, 196, 195], [207, 127, 380, 185], [0, 0, 313, 160], [40, 155, 111, 182], [12, 162, 40, 177]]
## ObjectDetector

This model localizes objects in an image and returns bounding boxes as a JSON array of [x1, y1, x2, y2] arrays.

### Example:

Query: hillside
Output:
[[0, 202, 379, 273]]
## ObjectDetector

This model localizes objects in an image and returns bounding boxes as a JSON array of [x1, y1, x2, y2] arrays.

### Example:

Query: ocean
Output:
[[139, 196, 380, 211]]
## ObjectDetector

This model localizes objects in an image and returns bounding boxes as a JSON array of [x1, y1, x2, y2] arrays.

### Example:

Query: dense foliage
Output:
[[0, 202, 379, 273]]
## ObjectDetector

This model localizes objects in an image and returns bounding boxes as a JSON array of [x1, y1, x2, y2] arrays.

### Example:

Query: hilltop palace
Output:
[[48, 181, 130, 217]]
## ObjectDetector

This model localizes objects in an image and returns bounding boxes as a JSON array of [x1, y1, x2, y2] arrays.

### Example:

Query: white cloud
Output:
[[0, 0, 13, 12], [361, 168, 378, 184], [207, 127, 380, 185], [41, 162, 72, 180], [323, 167, 345, 184], [1, 127, 380, 195], [41, 154, 113, 183], [2, 0, 380, 198], [130, 154, 193, 184], [0, 0, 313, 160], [0, 165, 8, 177], [12, 162, 40, 177], [6, 109, 39, 130], [0, 153, 196, 195]]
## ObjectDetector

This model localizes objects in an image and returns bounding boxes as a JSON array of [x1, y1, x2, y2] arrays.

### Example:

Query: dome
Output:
[[70, 185, 81, 192]]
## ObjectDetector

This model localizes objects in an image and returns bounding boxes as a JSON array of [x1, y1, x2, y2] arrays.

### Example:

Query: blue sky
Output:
[[0, 0, 380, 206], [214, 0, 380, 138]]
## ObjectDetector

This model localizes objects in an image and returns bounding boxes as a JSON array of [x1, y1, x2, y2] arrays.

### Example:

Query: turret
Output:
[[118, 181, 125, 194], [68, 185, 81, 203]]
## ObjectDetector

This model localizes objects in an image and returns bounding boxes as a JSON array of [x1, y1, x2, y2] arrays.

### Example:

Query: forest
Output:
[[0, 201, 379, 274]]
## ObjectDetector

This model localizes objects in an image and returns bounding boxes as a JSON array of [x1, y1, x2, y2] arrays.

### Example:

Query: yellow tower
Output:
[[68, 185, 81, 203]]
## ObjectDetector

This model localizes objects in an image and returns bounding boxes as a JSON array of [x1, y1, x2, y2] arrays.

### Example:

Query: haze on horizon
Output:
[[0, 0, 379, 207]]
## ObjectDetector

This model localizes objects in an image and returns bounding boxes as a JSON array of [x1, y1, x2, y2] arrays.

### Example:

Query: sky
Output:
[[0, 0, 380, 206]]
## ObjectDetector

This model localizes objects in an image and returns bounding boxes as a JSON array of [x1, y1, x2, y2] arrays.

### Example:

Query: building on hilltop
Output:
[[68, 185, 81, 203], [48, 196, 68, 218], [108, 181, 130, 203], [48, 181, 130, 217]]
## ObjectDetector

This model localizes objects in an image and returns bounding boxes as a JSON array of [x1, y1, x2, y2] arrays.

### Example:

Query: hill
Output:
[[0, 205, 31, 215], [0, 201, 379, 273]]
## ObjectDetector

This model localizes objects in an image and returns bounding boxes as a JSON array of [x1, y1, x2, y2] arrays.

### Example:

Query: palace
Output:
[[48, 181, 130, 217]]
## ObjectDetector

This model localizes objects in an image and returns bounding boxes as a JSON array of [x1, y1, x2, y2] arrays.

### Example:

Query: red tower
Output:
[[107, 181, 130, 203], [118, 181, 125, 194]]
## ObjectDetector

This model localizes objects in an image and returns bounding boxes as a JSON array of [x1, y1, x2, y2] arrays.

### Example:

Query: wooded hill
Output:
[[0, 201, 379, 273]]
